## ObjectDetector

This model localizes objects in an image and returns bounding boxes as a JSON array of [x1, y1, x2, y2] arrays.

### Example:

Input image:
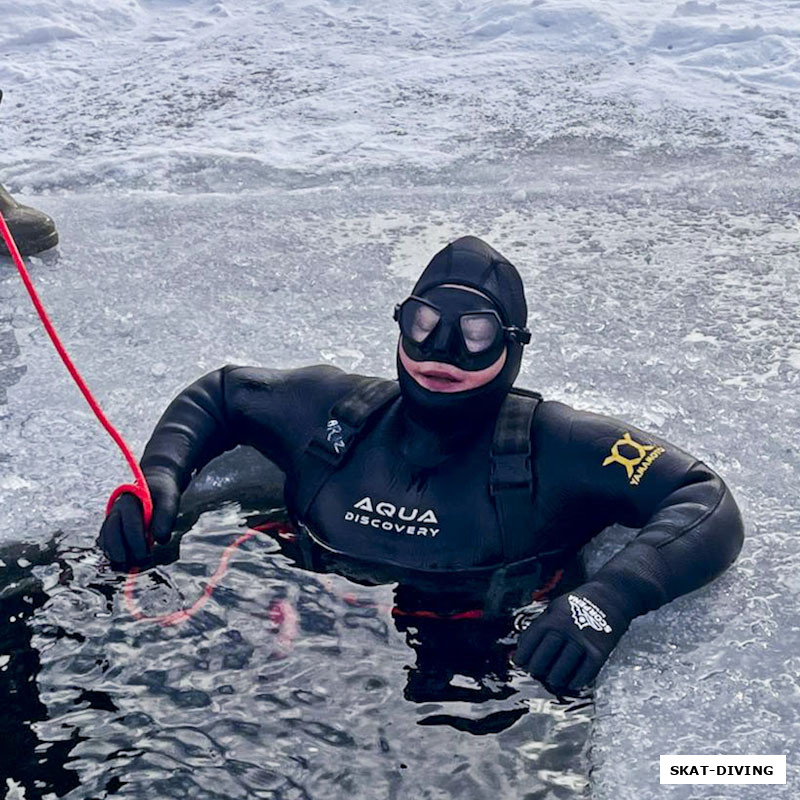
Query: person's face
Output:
[[397, 282, 508, 392], [398, 338, 507, 392]]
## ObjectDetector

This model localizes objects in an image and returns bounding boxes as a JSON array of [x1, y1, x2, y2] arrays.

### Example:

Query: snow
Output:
[[2, 0, 800, 798], [3, 0, 800, 190]]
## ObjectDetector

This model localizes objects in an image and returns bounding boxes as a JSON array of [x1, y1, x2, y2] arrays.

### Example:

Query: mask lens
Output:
[[401, 299, 441, 344], [460, 312, 500, 354]]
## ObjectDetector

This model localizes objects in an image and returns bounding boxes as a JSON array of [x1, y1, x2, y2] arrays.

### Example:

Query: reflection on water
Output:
[[2, 505, 592, 799], [0, 539, 81, 798]]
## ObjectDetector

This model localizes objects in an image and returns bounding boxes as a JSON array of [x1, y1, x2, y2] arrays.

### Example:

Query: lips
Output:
[[415, 367, 465, 391], [420, 369, 460, 382]]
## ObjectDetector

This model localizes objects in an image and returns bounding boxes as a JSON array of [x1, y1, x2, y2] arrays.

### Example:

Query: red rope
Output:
[[0, 212, 298, 629], [123, 521, 293, 626], [0, 211, 153, 536], [1, 216, 557, 635], [530, 568, 564, 602], [391, 606, 484, 620]]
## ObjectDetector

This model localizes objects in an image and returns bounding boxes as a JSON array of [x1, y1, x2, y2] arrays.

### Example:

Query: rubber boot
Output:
[[0, 184, 59, 257], [0, 89, 59, 258]]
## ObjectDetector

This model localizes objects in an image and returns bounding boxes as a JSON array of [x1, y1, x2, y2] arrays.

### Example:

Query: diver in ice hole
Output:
[[99, 236, 744, 694]]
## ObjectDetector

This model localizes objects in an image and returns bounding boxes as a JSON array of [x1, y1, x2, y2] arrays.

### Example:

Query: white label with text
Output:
[[660, 755, 786, 784]]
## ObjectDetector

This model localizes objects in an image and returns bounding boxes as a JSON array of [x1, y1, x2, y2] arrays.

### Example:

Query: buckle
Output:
[[489, 451, 532, 495]]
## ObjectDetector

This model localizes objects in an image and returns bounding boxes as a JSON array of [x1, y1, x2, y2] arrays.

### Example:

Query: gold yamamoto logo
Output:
[[602, 432, 665, 487]]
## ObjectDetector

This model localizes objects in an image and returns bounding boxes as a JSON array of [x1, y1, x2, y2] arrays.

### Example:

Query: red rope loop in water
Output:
[[123, 521, 295, 627], [1, 213, 296, 628], [2, 214, 558, 636], [0, 211, 153, 532]]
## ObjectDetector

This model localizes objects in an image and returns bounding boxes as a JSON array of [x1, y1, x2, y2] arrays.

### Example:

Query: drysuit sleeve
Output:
[[538, 400, 745, 617], [140, 363, 354, 489], [137, 363, 352, 539], [513, 401, 744, 692]]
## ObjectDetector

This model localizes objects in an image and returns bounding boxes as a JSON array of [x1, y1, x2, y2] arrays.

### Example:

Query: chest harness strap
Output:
[[489, 388, 542, 563], [293, 377, 401, 522], [482, 388, 544, 615], [294, 378, 543, 565]]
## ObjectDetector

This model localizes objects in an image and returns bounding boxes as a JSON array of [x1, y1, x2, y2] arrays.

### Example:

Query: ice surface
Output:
[[3, 0, 800, 191], [1, 0, 800, 798]]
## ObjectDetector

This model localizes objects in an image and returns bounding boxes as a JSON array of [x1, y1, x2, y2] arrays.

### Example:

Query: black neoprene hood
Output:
[[410, 236, 528, 328], [396, 236, 529, 433]]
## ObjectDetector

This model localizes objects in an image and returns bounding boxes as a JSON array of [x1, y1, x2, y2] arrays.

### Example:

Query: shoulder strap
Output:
[[490, 391, 542, 562], [294, 377, 400, 519], [508, 386, 544, 401]]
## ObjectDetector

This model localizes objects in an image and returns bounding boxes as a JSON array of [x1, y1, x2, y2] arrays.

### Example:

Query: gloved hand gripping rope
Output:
[[0, 211, 277, 628]]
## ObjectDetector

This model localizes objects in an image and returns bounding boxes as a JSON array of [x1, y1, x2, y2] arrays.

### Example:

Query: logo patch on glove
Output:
[[568, 594, 612, 634]]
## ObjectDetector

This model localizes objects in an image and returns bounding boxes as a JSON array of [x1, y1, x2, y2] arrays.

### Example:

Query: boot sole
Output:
[[0, 228, 59, 258]]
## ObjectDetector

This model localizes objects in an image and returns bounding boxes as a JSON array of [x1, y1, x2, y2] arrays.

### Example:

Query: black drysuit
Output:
[[100, 237, 744, 692]]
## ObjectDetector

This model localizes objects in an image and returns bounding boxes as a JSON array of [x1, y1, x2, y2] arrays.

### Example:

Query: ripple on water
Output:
[[2, 507, 592, 799]]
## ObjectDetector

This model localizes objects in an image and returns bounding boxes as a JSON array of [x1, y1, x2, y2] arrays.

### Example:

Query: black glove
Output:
[[513, 582, 632, 694], [97, 473, 181, 569]]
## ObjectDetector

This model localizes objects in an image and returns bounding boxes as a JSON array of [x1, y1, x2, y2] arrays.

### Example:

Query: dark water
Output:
[[1, 506, 592, 800]]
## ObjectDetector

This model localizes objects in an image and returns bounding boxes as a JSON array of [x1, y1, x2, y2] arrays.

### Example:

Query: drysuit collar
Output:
[[396, 236, 528, 435]]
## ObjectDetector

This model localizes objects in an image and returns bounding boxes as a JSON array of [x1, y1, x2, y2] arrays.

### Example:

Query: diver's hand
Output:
[[98, 473, 180, 569], [98, 493, 148, 568], [513, 583, 631, 694]]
